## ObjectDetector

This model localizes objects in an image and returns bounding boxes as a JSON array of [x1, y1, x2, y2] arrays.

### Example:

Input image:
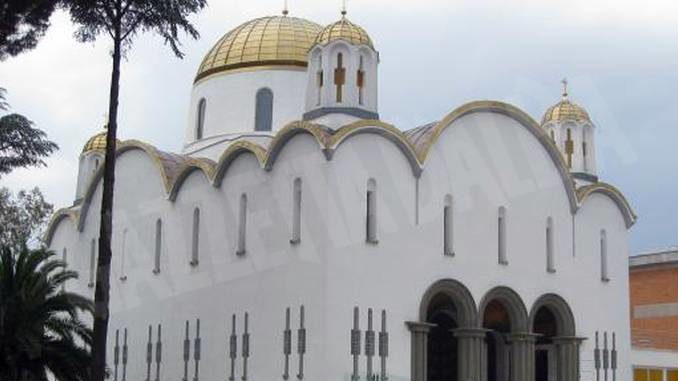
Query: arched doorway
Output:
[[411, 279, 479, 381], [529, 294, 578, 381], [426, 294, 459, 381], [479, 287, 529, 381]]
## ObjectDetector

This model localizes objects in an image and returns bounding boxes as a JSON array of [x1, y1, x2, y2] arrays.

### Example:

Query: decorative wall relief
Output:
[[283, 308, 291, 380], [145, 325, 153, 381], [183, 321, 191, 381], [193, 319, 202, 381], [365, 309, 375, 381], [297, 306, 306, 380], [114, 329, 120, 381], [155, 324, 162, 381], [350, 307, 389, 381], [229, 314, 237, 381], [378, 310, 388, 381], [122, 328, 128, 381], [242, 313, 250, 381], [351, 307, 361, 381]]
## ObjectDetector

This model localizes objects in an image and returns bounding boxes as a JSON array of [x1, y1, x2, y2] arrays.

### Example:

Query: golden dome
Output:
[[195, 16, 323, 82], [82, 131, 117, 154], [542, 97, 591, 125], [314, 16, 374, 49]]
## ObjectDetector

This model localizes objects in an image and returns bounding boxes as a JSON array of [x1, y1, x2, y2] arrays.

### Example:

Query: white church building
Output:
[[46, 9, 637, 381]]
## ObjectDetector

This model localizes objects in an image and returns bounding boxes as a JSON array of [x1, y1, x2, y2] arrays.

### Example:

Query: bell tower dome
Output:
[[303, 10, 379, 128], [541, 80, 598, 184]]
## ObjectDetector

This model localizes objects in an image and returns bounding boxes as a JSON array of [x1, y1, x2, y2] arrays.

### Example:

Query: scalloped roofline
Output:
[[44, 100, 636, 246]]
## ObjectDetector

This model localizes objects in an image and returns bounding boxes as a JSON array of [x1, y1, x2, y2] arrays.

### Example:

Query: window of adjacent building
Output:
[[254, 88, 273, 132], [498, 207, 507, 264], [153, 219, 162, 274], [600, 229, 609, 281], [291, 178, 302, 244], [546, 217, 555, 272], [88, 239, 96, 288], [366, 179, 377, 243], [191, 207, 200, 266], [443, 194, 454, 256], [196, 98, 206, 140], [237, 194, 247, 255]]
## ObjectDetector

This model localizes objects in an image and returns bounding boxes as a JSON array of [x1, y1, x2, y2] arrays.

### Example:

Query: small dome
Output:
[[542, 85, 591, 125], [314, 17, 374, 49], [195, 16, 323, 82], [82, 131, 117, 154]]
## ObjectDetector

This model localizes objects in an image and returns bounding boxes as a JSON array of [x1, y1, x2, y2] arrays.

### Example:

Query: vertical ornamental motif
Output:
[[283, 307, 291, 380], [365, 309, 375, 381], [297, 305, 306, 380], [194, 319, 201, 381], [351, 307, 361, 381], [122, 328, 128, 381], [145, 325, 153, 381], [242, 313, 250, 381], [114, 329, 120, 381], [378, 310, 388, 381], [155, 324, 162, 381], [183, 321, 190, 381], [229, 314, 237, 381]]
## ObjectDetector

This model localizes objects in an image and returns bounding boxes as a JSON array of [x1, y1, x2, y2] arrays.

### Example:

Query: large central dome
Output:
[[195, 16, 323, 82]]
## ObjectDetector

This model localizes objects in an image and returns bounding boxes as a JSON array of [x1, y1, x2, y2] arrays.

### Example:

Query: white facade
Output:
[[46, 12, 637, 381]]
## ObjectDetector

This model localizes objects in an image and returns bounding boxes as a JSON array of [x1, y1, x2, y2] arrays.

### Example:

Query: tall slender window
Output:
[[550, 129, 555, 141], [291, 178, 302, 244], [600, 229, 609, 281], [120, 229, 128, 281], [357, 56, 365, 105], [88, 239, 96, 287], [334, 53, 346, 102], [546, 217, 555, 272], [254, 88, 273, 131], [62, 248, 68, 291], [443, 195, 454, 256], [237, 194, 247, 255], [316, 56, 323, 106], [153, 219, 162, 274], [498, 207, 507, 264], [191, 208, 200, 266], [366, 179, 377, 243], [196, 98, 206, 140]]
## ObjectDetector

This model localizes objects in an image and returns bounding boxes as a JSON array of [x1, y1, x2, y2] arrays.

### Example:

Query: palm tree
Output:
[[0, 246, 94, 381]]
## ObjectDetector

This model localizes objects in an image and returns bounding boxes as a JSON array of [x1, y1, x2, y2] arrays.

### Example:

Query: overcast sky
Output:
[[1, 0, 676, 254]]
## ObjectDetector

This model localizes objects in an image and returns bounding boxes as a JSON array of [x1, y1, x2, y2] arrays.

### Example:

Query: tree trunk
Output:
[[91, 22, 122, 381]]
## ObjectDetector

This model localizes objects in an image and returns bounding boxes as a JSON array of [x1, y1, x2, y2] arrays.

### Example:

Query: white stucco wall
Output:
[[49, 109, 632, 381]]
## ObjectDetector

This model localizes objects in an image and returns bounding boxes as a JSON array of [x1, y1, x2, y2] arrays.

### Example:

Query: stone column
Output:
[[507, 332, 539, 381], [453, 327, 488, 381], [405, 321, 435, 381], [552, 336, 585, 381]]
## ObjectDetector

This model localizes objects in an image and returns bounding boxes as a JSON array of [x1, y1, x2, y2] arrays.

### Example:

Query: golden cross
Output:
[[561, 78, 568, 98], [341, 0, 347, 16], [282, 0, 288, 16]]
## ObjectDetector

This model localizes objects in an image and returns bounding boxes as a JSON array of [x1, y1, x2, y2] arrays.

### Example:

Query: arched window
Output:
[[357, 56, 365, 105], [254, 88, 273, 132], [550, 129, 555, 142], [600, 230, 609, 281], [498, 207, 507, 264], [366, 179, 377, 243], [291, 178, 302, 244], [335, 53, 346, 102], [88, 239, 96, 288], [546, 217, 555, 272], [153, 219, 162, 274], [120, 229, 128, 281], [191, 207, 200, 266], [582, 127, 589, 171], [196, 98, 206, 140], [237, 194, 247, 255], [443, 194, 454, 256]]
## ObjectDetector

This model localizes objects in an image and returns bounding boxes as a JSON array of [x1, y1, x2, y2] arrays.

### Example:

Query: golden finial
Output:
[[341, 0, 347, 17], [561, 78, 569, 99], [282, 0, 289, 16]]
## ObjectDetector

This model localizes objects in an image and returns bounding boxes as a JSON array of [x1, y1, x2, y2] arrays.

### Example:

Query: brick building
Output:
[[630, 248, 678, 381]]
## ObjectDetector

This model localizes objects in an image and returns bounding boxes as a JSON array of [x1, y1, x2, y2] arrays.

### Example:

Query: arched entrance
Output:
[[529, 294, 580, 381], [408, 279, 481, 381], [479, 287, 529, 381]]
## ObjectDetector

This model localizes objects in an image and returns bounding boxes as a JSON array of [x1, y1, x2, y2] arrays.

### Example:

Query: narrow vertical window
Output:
[[291, 178, 302, 244], [191, 208, 200, 266], [120, 229, 128, 281], [254, 88, 273, 131], [600, 229, 609, 281], [153, 219, 162, 274], [366, 179, 377, 243], [357, 56, 365, 105], [88, 239, 96, 287], [550, 129, 555, 142], [546, 217, 555, 272], [498, 207, 507, 264], [334, 53, 346, 102], [565, 128, 574, 168], [237, 194, 247, 256], [196, 98, 206, 140], [443, 195, 454, 256], [62, 248, 68, 291], [582, 128, 588, 171], [316, 56, 323, 106]]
